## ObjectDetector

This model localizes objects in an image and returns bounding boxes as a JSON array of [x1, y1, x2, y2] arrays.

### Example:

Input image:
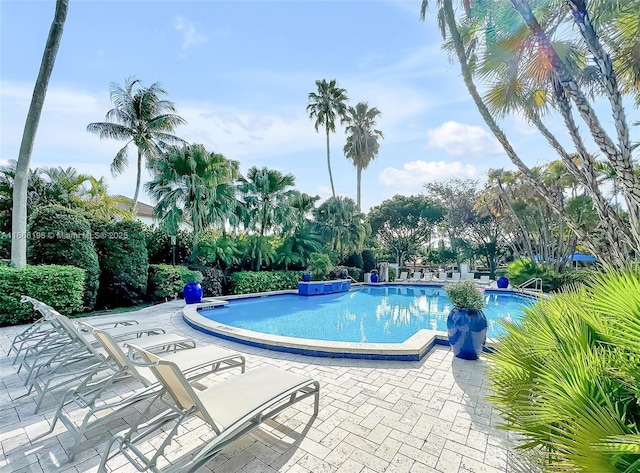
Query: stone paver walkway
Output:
[[0, 301, 524, 473]]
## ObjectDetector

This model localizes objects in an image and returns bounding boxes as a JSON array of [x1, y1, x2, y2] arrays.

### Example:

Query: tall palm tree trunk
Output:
[[325, 125, 336, 198], [356, 166, 362, 211], [11, 0, 68, 268], [131, 148, 143, 212], [438, 0, 600, 260], [510, 0, 640, 250]]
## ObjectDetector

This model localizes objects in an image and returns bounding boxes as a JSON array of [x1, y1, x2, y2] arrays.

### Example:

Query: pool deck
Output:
[[1, 300, 535, 473]]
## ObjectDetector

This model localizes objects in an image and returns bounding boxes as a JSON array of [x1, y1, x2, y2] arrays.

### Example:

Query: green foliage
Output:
[[346, 267, 362, 282], [361, 249, 376, 273], [388, 267, 397, 281], [27, 205, 100, 310], [147, 264, 202, 302], [0, 232, 10, 259], [145, 226, 192, 264], [229, 270, 302, 295], [445, 280, 486, 310], [505, 258, 561, 292], [488, 268, 640, 472], [187, 264, 224, 297], [93, 220, 148, 308], [345, 252, 364, 268], [198, 233, 242, 268], [0, 265, 84, 326], [307, 253, 333, 281]]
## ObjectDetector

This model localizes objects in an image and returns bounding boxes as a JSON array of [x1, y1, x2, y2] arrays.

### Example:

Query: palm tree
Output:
[[343, 102, 384, 210], [238, 167, 296, 237], [87, 77, 187, 212], [11, 0, 68, 268], [306, 79, 349, 198], [314, 196, 367, 262], [146, 144, 239, 254], [82, 177, 132, 221]]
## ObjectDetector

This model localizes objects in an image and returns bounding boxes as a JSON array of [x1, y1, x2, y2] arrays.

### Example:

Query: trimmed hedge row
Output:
[[230, 271, 302, 295], [147, 264, 202, 302], [0, 265, 85, 326]]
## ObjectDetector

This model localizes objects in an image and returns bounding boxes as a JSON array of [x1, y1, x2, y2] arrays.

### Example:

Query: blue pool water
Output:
[[199, 285, 532, 344]]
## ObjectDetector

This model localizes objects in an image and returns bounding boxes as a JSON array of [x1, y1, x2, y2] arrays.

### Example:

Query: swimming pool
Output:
[[195, 285, 531, 345]]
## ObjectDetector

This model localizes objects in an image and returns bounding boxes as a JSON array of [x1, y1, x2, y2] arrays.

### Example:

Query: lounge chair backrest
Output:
[[398, 271, 408, 280], [90, 326, 150, 384], [479, 275, 490, 282], [128, 344, 217, 429], [412, 271, 421, 279], [55, 316, 103, 357]]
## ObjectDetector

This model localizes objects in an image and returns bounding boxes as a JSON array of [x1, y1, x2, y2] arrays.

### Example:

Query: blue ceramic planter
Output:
[[370, 273, 379, 283], [447, 307, 488, 360], [184, 282, 203, 304], [497, 276, 509, 288]]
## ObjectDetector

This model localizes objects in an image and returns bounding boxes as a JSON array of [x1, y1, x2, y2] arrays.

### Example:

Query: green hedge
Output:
[[0, 265, 85, 326], [187, 264, 224, 297], [230, 270, 302, 295], [0, 232, 10, 259], [93, 220, 149, 308], [147, 264, 202, 302], [27, 205, 100, 310]]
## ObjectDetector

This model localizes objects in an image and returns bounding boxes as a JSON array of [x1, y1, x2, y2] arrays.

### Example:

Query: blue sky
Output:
[[2, 0, 634, 212]]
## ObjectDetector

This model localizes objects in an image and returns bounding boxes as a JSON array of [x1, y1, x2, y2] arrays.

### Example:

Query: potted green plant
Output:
[[445, 280, 488, 359], [301, 270, 312, 282]]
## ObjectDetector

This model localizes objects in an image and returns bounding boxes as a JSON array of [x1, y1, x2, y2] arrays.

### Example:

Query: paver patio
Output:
[[0, 300, 530, 473]]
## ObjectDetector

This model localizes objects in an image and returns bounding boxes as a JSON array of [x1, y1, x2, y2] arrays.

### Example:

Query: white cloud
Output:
[[427, 121, 503, 157], [379, 160, 478, 192], [175, 17, 207, 50]]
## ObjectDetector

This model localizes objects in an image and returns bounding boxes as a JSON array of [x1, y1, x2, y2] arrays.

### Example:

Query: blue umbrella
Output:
[[568, 252, 597, 262]]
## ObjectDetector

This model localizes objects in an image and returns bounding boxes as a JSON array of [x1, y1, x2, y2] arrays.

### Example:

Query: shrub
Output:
[[345, 252, 364, 269], [346, 266, 362, 282], [488, 268, 640, 472], [0, 232, 10, 259], [0, 265, 84, 326], [187, 264, 224, 297], [230, 271, 302, 294], [505, 258, 561, 292], [145, 226, 192, 264], [147, 264, 202, 302], [388, 267, 397, 281], [93, 220, 148, 308], [27, 205, 100, 310], [307, 253, 333, 281], [445, 280, 486, 310], [362, 249, 376, 273]]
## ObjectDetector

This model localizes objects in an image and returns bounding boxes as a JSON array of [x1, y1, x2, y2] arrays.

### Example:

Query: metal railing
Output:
[[515, 277, 543, 295]]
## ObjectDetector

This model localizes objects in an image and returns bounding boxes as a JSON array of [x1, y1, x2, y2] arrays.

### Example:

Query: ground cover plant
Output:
[[488, 268, 640, 472]]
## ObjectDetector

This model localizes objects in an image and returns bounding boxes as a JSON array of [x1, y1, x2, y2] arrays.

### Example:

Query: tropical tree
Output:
[[87, 77, 187, 212], [306, 79, 349, 198], [81, 177, 132, 221], [343, 102, 384, 210], [314, 196, 367, 262], [368, 194, 444, 268], [419, 0, 640, 264], [11, 0, 68, 268], [237, 166, 296, 237], [146, 144, 239, 254]]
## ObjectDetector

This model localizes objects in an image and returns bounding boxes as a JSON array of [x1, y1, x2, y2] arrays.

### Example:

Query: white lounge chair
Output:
[[448, 272, 461, 282], [434, 272, 448, 283], [420, 272, 433, 282], [476, 275, 493, 286], [409, 271, 422, 282], [99, 344, 320, 473], [396, 271, 408, 282], [48, 326, 246, 461], [461, 272, 474, 280]]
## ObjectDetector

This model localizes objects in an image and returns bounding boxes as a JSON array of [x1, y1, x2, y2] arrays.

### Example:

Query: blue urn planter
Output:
[[184, 282, 203, 304], [496, 276, 509, 289], [370, 273, 379, 283], [447, 307, 488, 360]]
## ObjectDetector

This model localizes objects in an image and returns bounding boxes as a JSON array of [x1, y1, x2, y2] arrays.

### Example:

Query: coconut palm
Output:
[[306, 79, 349, 198], [146, 144, 239, 254], [238, 166, 296, 237], [343, 102, 384, 210], [82, 177, 132, 221], [11, 0, 68, 268], [87, 77, 187, 212]]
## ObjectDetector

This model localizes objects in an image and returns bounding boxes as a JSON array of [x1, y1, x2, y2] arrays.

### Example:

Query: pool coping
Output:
[[182, 284, 534, 361]]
